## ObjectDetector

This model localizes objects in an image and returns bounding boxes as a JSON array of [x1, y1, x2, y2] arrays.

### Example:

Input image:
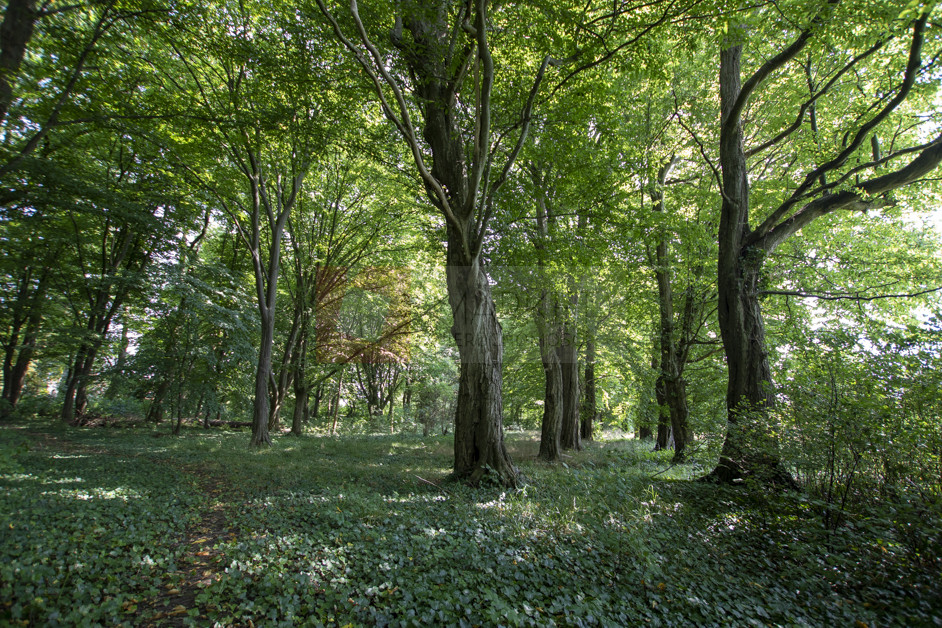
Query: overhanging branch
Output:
[[760, 286, 942, 302]]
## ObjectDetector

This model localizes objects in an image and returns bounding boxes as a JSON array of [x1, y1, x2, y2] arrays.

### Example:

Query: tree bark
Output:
[[447, 246, 517, 486], [537, 292, 563, 461], [291, 373, 309, 437], [251, 305, 274, 446], [649, 155, 695, 462], [330, 367, 343, 436], [0, 0, 38, 127], [581, 338, 596, 441], [146, 379, 170, 425], [709, 44, 794, 485], [1, 262, 49, 415], [558, 325, 581, 451], [310, 382, 322, 423], [653, 374, 671, 451]]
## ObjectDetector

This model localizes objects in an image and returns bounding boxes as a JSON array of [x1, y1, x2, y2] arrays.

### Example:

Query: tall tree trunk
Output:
[[651, 155, 692, 462], [537, 293, 563, 461], [663, 375, 690, 462], [330, 367, 343, 436], [653, 374, 671, 451], [291, 382, 308, 436], [251, 305, 274, 446], [581, 338, 596, 441], [62, 343, 99, 423], [2, 309, 41, 415], [104, 323, 130, 399], [146, 379, 170, 425], [531, 162, 563, 462], [558, 325, 581, 451], [0, 0, 38, 127], [310, 382, 322, 423], [447, 245, 518, 486], [710, 44, 793, 485], [1, 263, 50, 416]]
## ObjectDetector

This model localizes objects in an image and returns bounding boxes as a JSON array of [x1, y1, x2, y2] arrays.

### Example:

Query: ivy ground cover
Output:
[[1, 424, 939, 626]]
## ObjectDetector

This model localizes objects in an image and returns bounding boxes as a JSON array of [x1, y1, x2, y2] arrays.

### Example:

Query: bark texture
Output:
[[447, 251, 516, 485], [0, 0, 38, 126], [650, 156, 692, 463], [710, 45, 793, 484], [537, 292, 563, 461], [558, 327, 581, 451], [580, 338, 596, 442], [1, 260, 49, 416]]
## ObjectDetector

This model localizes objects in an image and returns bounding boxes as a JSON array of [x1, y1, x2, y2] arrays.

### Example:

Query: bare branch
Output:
[[315, 0, 463, 235], [761, 286, 942, 302], [748, 11, 930, 247], [725, 0, 839, 132], [745, 37, 886, 158]]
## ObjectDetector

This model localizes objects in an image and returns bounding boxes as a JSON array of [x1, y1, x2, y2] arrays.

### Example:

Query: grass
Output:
[[1, 421, 940, 627]]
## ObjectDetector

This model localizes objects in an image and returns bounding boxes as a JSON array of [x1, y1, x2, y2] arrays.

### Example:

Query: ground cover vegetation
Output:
[[2, 0, 942, 624], [2, 424, 940, 626]]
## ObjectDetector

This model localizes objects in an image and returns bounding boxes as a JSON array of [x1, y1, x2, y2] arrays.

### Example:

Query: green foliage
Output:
[[0, 430, 202, 626], [2, 424, 940, 626]]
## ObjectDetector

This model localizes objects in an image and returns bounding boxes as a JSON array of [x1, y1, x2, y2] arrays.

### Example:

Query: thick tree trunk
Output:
[[653, 375, 671, 451], [447, 242, 518, 487], [2, 327, 38, 415], [1, 266, 48, 416], [146, 380, 170, 425], [709, 44, 794, 486], [62, 345, 97, 423], [0, 0, 38, 126], [713, 260, 793, 483], [291, 382, 308, 436], [75, 373, 90, 417], [310, 382, 322, 423], [664, 374, 690, 463], [651, 155, 692, 462], [330, 368, 343, 436], [558, 327, 581, 451]]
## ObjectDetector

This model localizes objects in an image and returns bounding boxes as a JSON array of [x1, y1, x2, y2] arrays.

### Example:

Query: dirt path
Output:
[[20, 428, 236, 626], [142, 472, 232, 626]]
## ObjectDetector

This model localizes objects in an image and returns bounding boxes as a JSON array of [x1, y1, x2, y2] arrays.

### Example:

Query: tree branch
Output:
[[759, 132, 942, 251], [747, 10, 930, 248], [744, 36, 886, 158], [761, 286, 942, 302], [725, 0, 839, 132], [315, 0, 463, 236]]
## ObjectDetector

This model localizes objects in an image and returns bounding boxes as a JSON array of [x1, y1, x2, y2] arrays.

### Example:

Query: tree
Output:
[[157, 0, 338, 445], [709, 1, 942, 483], [1, 0, 190, 418], [277, 153, 416, 436], [52, 134, 186, 422], [315, 0, 558, 485]]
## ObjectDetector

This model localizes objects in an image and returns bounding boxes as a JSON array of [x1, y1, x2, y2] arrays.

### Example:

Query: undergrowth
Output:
[[1, 423, 940, 626]]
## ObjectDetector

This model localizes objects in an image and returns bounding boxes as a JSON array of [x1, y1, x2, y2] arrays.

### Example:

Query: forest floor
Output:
[[1, 420, 940, 627]]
